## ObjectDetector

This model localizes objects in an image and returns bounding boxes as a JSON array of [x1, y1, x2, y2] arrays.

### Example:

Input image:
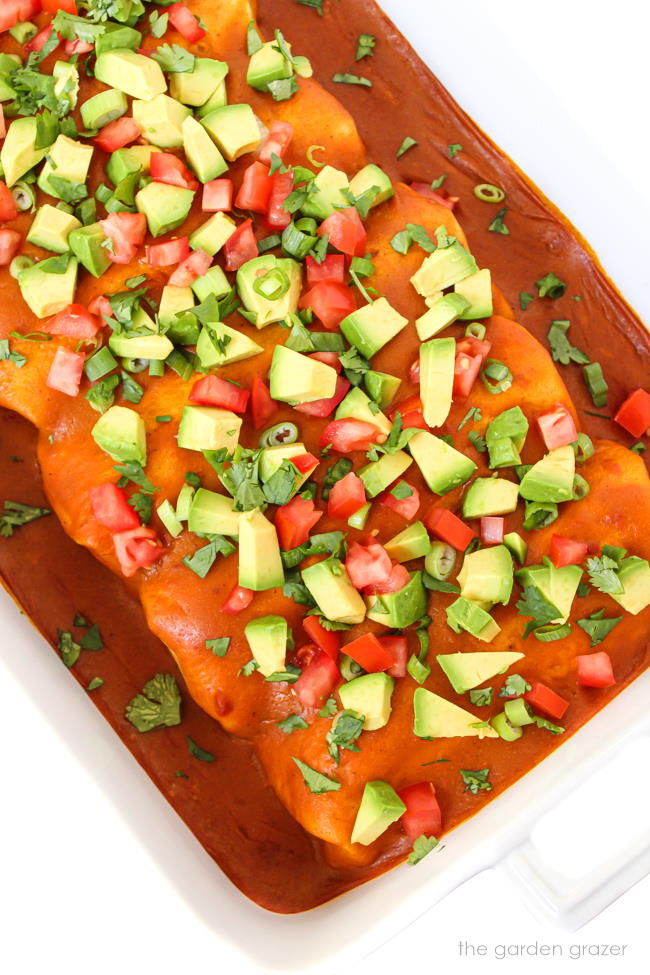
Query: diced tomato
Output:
[[88, 295, 112, 320], [524, 682, 570, 721], [328, 471, 366, 520], [453, 351, 482, 400], [235, 162, 273, 213], [43, 0, 76, 11], [380, 481, 420, 521], [319, 417, 385, 452], [398, 782, 443, 840], [299, 281, 357, 330], [251, 376, 277, 429], [577, 651, 616, 688], [64, 37, 93, 55], [294, 375, 350, 418], [550, 534, 588, 568], [426, 507, 475, 552], [223, 218, 258, 271], [46, 346, 84, 397], [303, 616, 341, 661], [409, 359, 420, 384], [258, 121, 294, 165], [290, 452, 318, 475], [275, 496, 323, 550], [0, 1, 42, 34], [345, 540, 392, 589], [0, 181, 18, 222], [456, 336, 492, 361], [480, 516, 504, 545], [112, 525, 164, 578], [294, 649, 339, 707], [25, 24, 59, 56], [189, 375, 249, 413], [0, 229, 21, 266], [222, 584, 254, 615], [409, 181, 458, 211], [145, 236, 190, 268], [318, 206, 366, 257], [266, 170, 294, 229], [309, 351, 341, 372], [202, 178, 233, 212], [47, 303, 100, 339], [168, 2, 205, 42], [94, 117, 141, 153], [150, 151, 198, 191], [537, 406, 578, 450], [383, 635, 408, 678], [343, 632, 396, 673], [89, 482, 140, 533], [306, 254, 345, 285], [99, 212, 146, 265], [168, 248, 212, 286], [365, 562, 411, 594], [389, 395, 427, 430], [614, 388, 650, 438]]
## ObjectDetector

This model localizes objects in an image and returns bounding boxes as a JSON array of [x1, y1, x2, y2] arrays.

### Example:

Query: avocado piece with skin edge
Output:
[[384, 521, 431, 563], [365, 571, 427, 628], [195, 322, 264, 368], [338, 673, 395, 731], [457, 544, 514, 605], [302, 558, 366, 625], [94, 49, 167, 101], [135, 181, 195, 238], [504, 531, 528, 564], [177, 406, 242, 453], [411, 240, 478, 296], [413, 687, 499, 739], [238, 508, 285, 591], [244, 615, 288, 677], [188, 488, 241, 537], [359, 450, 412, 498], [201, 103, 261, 161], [27, 204, 81, 254], [420, 336, 455, 428], [408, 431, 476, 495], [1, 117, 48, 187], [340, 297, 408, 359], [610, 556, 650, 615], [363, 369, 401, 409], [92, 405, 146, 466], [519, 445, 575, 503], [453, 268, 493, 319], [436, 650, 524, 694], [69, 222, 112, 278], [269, 345, 337, 404], [462, 476, 520, 518], [17, 256, 78, 319], [236, 255, 302, 328], [351, 781, 406, 846]]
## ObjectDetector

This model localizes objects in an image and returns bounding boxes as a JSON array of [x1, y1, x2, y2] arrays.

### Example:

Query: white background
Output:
[[1, 1, 649, 973]]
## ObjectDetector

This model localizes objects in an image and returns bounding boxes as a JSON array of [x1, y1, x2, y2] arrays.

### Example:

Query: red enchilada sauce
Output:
[[0, 0, 648, 912]]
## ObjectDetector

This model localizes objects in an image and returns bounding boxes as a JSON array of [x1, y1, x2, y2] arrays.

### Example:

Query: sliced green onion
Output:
[[465, 322, 486, 340], [149, 359, 165, 377], [296, 216, 318, 234], [424, 540, 456, 580], [473, 183, 505, 203], [281, 221, 317, 260], [84, 346, 118, 382], [339, 654, 365, 681], [9, 256, 34, 278], [572, 433, 594, 464], [258, 234, 282, 254], [9, 22, 37, 44], [523, 500, 558, 530], [165, 349, 193, 381], [583, 361, 608, 408], [481, 358, 513, 394], [572, 473, 590, 499], [407, 653, 431, 685], [491, 711, 522, 741], [533, 622, 572, 642], [253, 267, 290, 300], [503, 698, 534, 726], [121, 357, 149, 374], [12, 181, 36, 212], [306, 145, 326, 168], [259, 422, 299, 447]]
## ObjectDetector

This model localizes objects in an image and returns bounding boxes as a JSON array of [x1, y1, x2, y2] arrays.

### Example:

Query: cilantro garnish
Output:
[[488, 207, 509, 235], [408, 834, 439, 866], [577, 609, 623, 646], [151, 43, 195, 73], [183, 535, 236, 578], [430, 173, 447, 189], [326, 709, 365, 763], [499, 674, 532, 698], [149, 10, 168, 38], [125, 674, 182, 733], [186, 735, 216, 763], [390, 222, 436, 255], [586, 548, 626, 594], [460, 768, 492, 795], [0, 500, 50, 536], [536, 272, 567, 299], [396, 136, 418, 159], [318, 696, 337, 718], [57, 630, 81, 669], [206, 637, 230, 657], [469, 687, 493, 707], [547, 319, 590, 366], [356, 33, 376, 61], [79, 623, 104, 651], [448, 143, 462, 159], [278, 714, 309, 734], [519, 291, 534, 311], [332, 72, 372, 87], [87, 677, 105, 692], [292, 757, 341, 794], [516, 586, 562, 638], [0, 339, 27, 369]]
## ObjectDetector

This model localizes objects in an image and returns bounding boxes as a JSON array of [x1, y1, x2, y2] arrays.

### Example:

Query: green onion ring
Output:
[[474, 183, 506, 203]]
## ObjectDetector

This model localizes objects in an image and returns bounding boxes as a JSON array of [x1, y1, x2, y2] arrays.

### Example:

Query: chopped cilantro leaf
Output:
[[516, 585, 562, 638], [536, 271, 567, 299], [87, 677, 104, 692], [519, 291, 534, 311], [0, 500, 50, 536], [448, 143, 462, 159], [499, 674, 532, 698], [488, 207, 509, 235], [408, 834, 439, 866], [292, 757, 341, 794], [318, 696, 338, 717], [332, 72, 372, 87], [460, 768, 492, 795], [397, 136, 418, 158], [577, 609, 623, 646], [151, 43, 195, 73], [186, 735, 216, 763], [326, 709, 365, 763], [206, 637, 230, 657], [278, 714, 309, 733], [79, 623, 104, 651], [356, 33, 376, 61], [469, 687, 493, 707], [57, 630, 81, 668], [125, 674, 182, 732]]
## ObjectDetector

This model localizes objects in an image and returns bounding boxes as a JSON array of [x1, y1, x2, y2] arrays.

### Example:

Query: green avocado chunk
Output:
[[411, 240, 478, 296], [436, 650, 524, 695], [516, 561, 582, 624], [349, 163, 393, 207], [94, 48, 167, 100], [238, 508, 285, 591], [244, 615, 288, 677], [365, 571, 427, 628], [519, 445, 575, 503], [457, 544, 514, 606], [363, 369, 401, 409], [384, 521, 431, 563], [187, 488, 241, 537], [420, 336, 455, 428], [1, 117, 47, 187], [27, 204, 81, 254], [351, 781, 406, 846], [453, 268, 493, 319], [177, 405, 242, 453], [413, 687, 498, 739], [69, 222, 112, 278], [339, 673, 395, 731], [91, 405, 146, 465], [462, 476, 520, 518], [237, 255, 302, 327], [135, 181, 195, 237], [302, 558, 366, 625], [446, 596, 500, 642], [610, 556, 650, 615], [269, 345, 337, 404], [17, 255, 78, 319], [409, 431, 476, 495], [340, 297, 408, 359]]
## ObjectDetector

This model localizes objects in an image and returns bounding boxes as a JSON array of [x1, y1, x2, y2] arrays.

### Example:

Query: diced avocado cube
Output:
[[446, 596, 501, 643], [363, 370, 401, 410], [157, 499, 183, 538], [415, 292, 471, 341], [37, 135, 93, 199], [413, 687, 498, 739], [80, 88, 127, 130], [335, 386, 391, 436], [106, 145, 158, 186], [247, 41, 293, 91], [340, 297, 408, 359], [244, 615, 288, 677], [384, 521, 430, 563], [408, 431, 476, 495], [238, 508, 285, 591], [339, 673, 395, 731], [269, 345, 337, 404], [95, 23, 142, 57], [17, 255, 78, 319], [175, 483, 195, 523], [27, 204, 81, 254], [187, 488, 240, 537], [420, 336, 455, 428], [358, 450, 412, 498], [94, 49, 167, 101], [69, 222, 112, 278], [109, 333, 174, 361], [516, 562, 582, 624], [504, 531, 528, 564], [610, 556, 650, 615], [170, 57, 229, 106], [182, 115, 228, 183], [462, 477, 519, 519], [365, 571, 427, 628], [259, 443, 311, 482], [302, 558, 366, 625], [177, 405, 242, 453], [195, 80, 228, 117], [191, 264, 230, 302], [237, 255, 303, 328], [457, 545, 514, 605], [487, 407, 528, 451], [53, 61, 79, 112], [91, 405, 146, 465], [0, 53, 20, 103], [351, 781, 406, 846], [132, 93, 191, 149], [195, 322, 263, 368], [135, 181, 195, 237], [411, 240, 478, 297], [158, 284, 195, 330], [348, 502, 371, 530], [437, 650, 524, 695], [189, 211, 236, 255], [454, 268, 493, 319], [301, 165, 351, 220], [519, 446, 575, 503], [201, 103, 261, 161], [0, 117, 47, 187], [349, 163, 393, 207]]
